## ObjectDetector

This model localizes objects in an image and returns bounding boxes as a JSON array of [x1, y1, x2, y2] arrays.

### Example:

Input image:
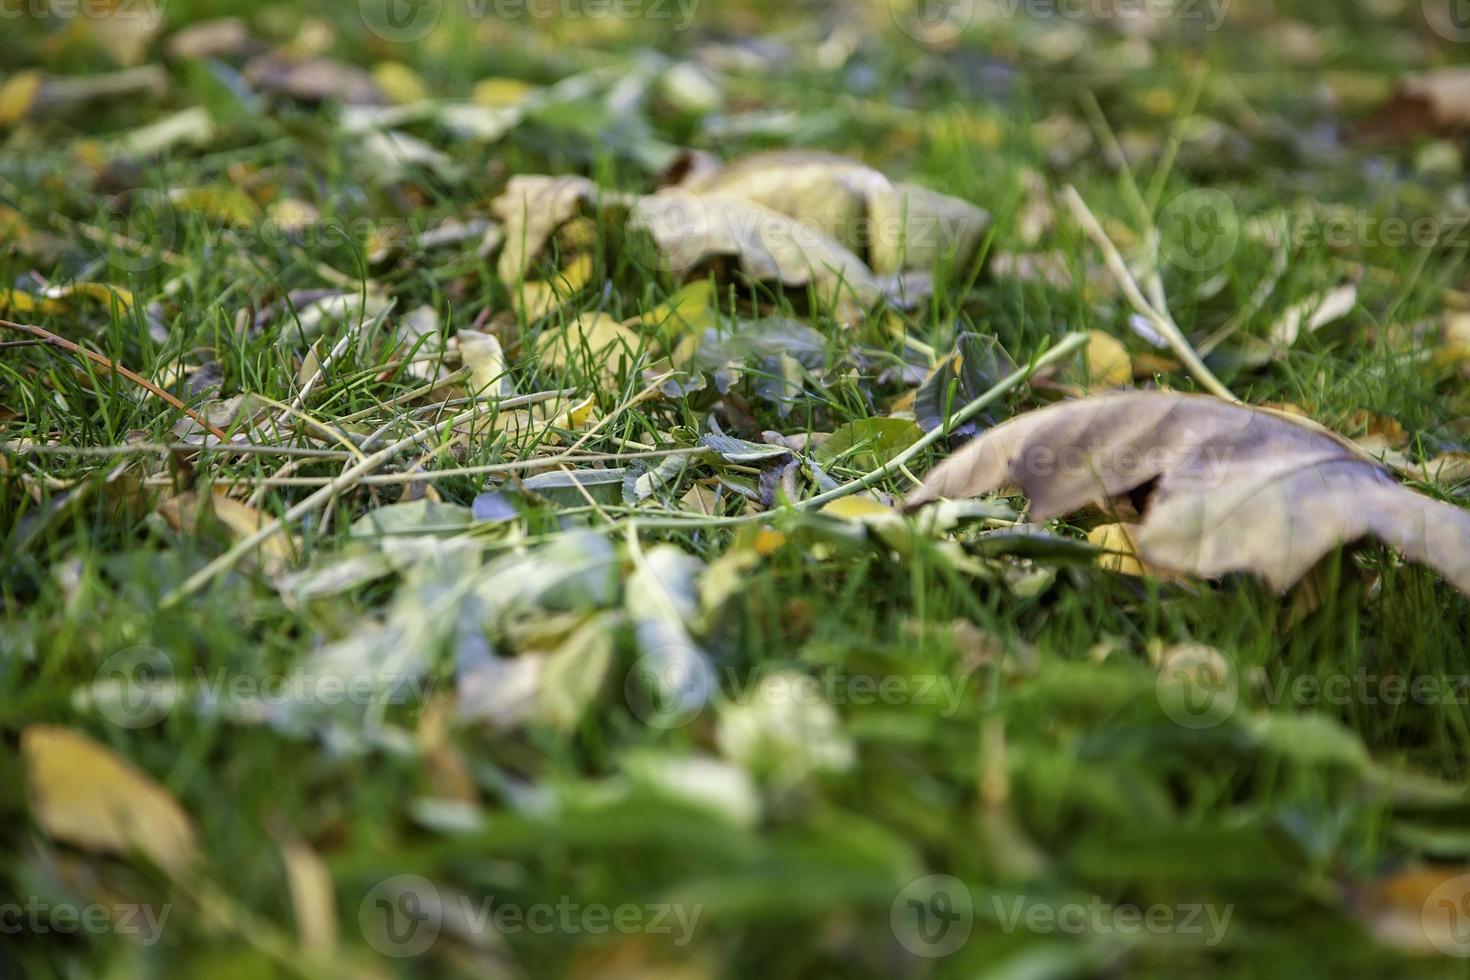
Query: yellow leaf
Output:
[[821, 496, 896, 521], [373, 62, 429, 105], [0, 289, 65, 316], [44, 282, 136, 312], [1438, 312, 1470, 370], [473, 77, 535, 107], [171, 185, 259, 227], [1087, 523, 1149, 577], [1085, 330, 1132, 389], [641, 279, 717, 332], [0, 71, 43, 127], [751, 528, 785, 556], [23, 726, 198, 875], [512, 254, 594, 322], [535, 312, 642, 382], [458, 329, 510, 398]]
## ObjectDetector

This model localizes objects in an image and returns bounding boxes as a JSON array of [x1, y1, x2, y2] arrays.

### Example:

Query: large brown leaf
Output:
[[905, 392, 1470, 594]]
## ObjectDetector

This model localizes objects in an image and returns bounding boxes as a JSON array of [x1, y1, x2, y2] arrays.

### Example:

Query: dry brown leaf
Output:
[[1356, 865, 1470, 958], [1371, 68, 1470, 138], [243, 55, 384, 105], [23, 726, 198, 875], [677, 150, 991, 276], [159, 491, 294, 574], [491, 175, 605, 283], [907, 392, 1470, 594], [629, 190, 882, 310]]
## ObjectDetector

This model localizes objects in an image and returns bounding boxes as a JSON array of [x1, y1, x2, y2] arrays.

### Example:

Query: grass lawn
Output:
[[3, 1, 1470, 977]]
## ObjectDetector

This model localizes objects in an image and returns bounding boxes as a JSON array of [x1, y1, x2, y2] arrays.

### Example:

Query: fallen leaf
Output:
[[244, 55, 383, 105], [279, 838, 338, 954], [23, 726, 197, 875], [628, 189, 883, 309], [676, 150, 990, 275], [166, 18, 259, 60], [1083, 330, 1132, 389], [0, 70, 44, 126], [159, 491, 295, 575], [535, 312, 644, 382], [1268, 283, 1358, 349], [817, 417, 922, 470], [373, 62, 429, 104], [1370, 68, 1470, 138], [511, 254, 595, 322], [907, 392, 1470, 595], [491, 175, 605, 283], [1087, 523, 1150, 577], [458, 330, 511, 398], [539, 612, 617, 730], [1438, 312, 1470, 373]]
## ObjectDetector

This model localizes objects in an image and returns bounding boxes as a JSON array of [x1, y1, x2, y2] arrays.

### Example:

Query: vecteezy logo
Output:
[[1424, 874, 1470, 957], [360, 875, 442, 958], [1427, 0, 1470, 42], [91, 646, 176, 729], [97, 189, 178, 276], [890, 874, 973, 958], [360, 0, 444, 42], [624, 641, 716, 730], [1159, 189, 1240, 274], [1156, 645, 1238, 730], [890, 0, 976, 45]]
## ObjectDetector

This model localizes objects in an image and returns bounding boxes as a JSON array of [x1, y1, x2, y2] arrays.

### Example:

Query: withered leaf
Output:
[[906, 392, 1470, 595], [675, 150, 992, 276], [628, 190, 883, 309], [491, 175, 606, 283], [24, 726, 198, 875]]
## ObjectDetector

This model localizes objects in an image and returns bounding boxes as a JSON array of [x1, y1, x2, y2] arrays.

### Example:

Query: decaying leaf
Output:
[[1370, 68, 1470, 138], [490, 151, 991, 316], [244, 56, 384, 105], [535, 311, 644, 382], [628, 190, 884, 309], [23, 726, 198, 875], [492, 175, 605, 283], [674, 151, 991, 276], [907, 392, 1470, 595]]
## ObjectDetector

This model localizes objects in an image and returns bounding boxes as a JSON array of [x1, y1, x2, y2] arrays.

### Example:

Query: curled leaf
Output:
[[907, 392, 1470, 595]]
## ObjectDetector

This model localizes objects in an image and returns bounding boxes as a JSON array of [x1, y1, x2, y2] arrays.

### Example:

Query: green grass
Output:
[[3, 1, 1470, 977]]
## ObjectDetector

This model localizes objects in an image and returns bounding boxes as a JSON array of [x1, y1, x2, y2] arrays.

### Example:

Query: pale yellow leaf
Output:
[[23, 726, 197, 875]]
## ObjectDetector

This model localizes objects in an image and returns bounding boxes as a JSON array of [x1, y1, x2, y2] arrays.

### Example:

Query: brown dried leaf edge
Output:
[[906, 392, 1470, 595]]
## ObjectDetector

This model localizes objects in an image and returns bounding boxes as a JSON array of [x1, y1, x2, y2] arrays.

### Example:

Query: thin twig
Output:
[[1059, 188, 1240, 403], [138, 447, 710, 488], [0, 442, 354, 459], [0, 317, 234, 441]]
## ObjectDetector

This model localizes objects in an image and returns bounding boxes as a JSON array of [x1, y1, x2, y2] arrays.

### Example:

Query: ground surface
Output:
[[3, 1, 1470, 977]]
